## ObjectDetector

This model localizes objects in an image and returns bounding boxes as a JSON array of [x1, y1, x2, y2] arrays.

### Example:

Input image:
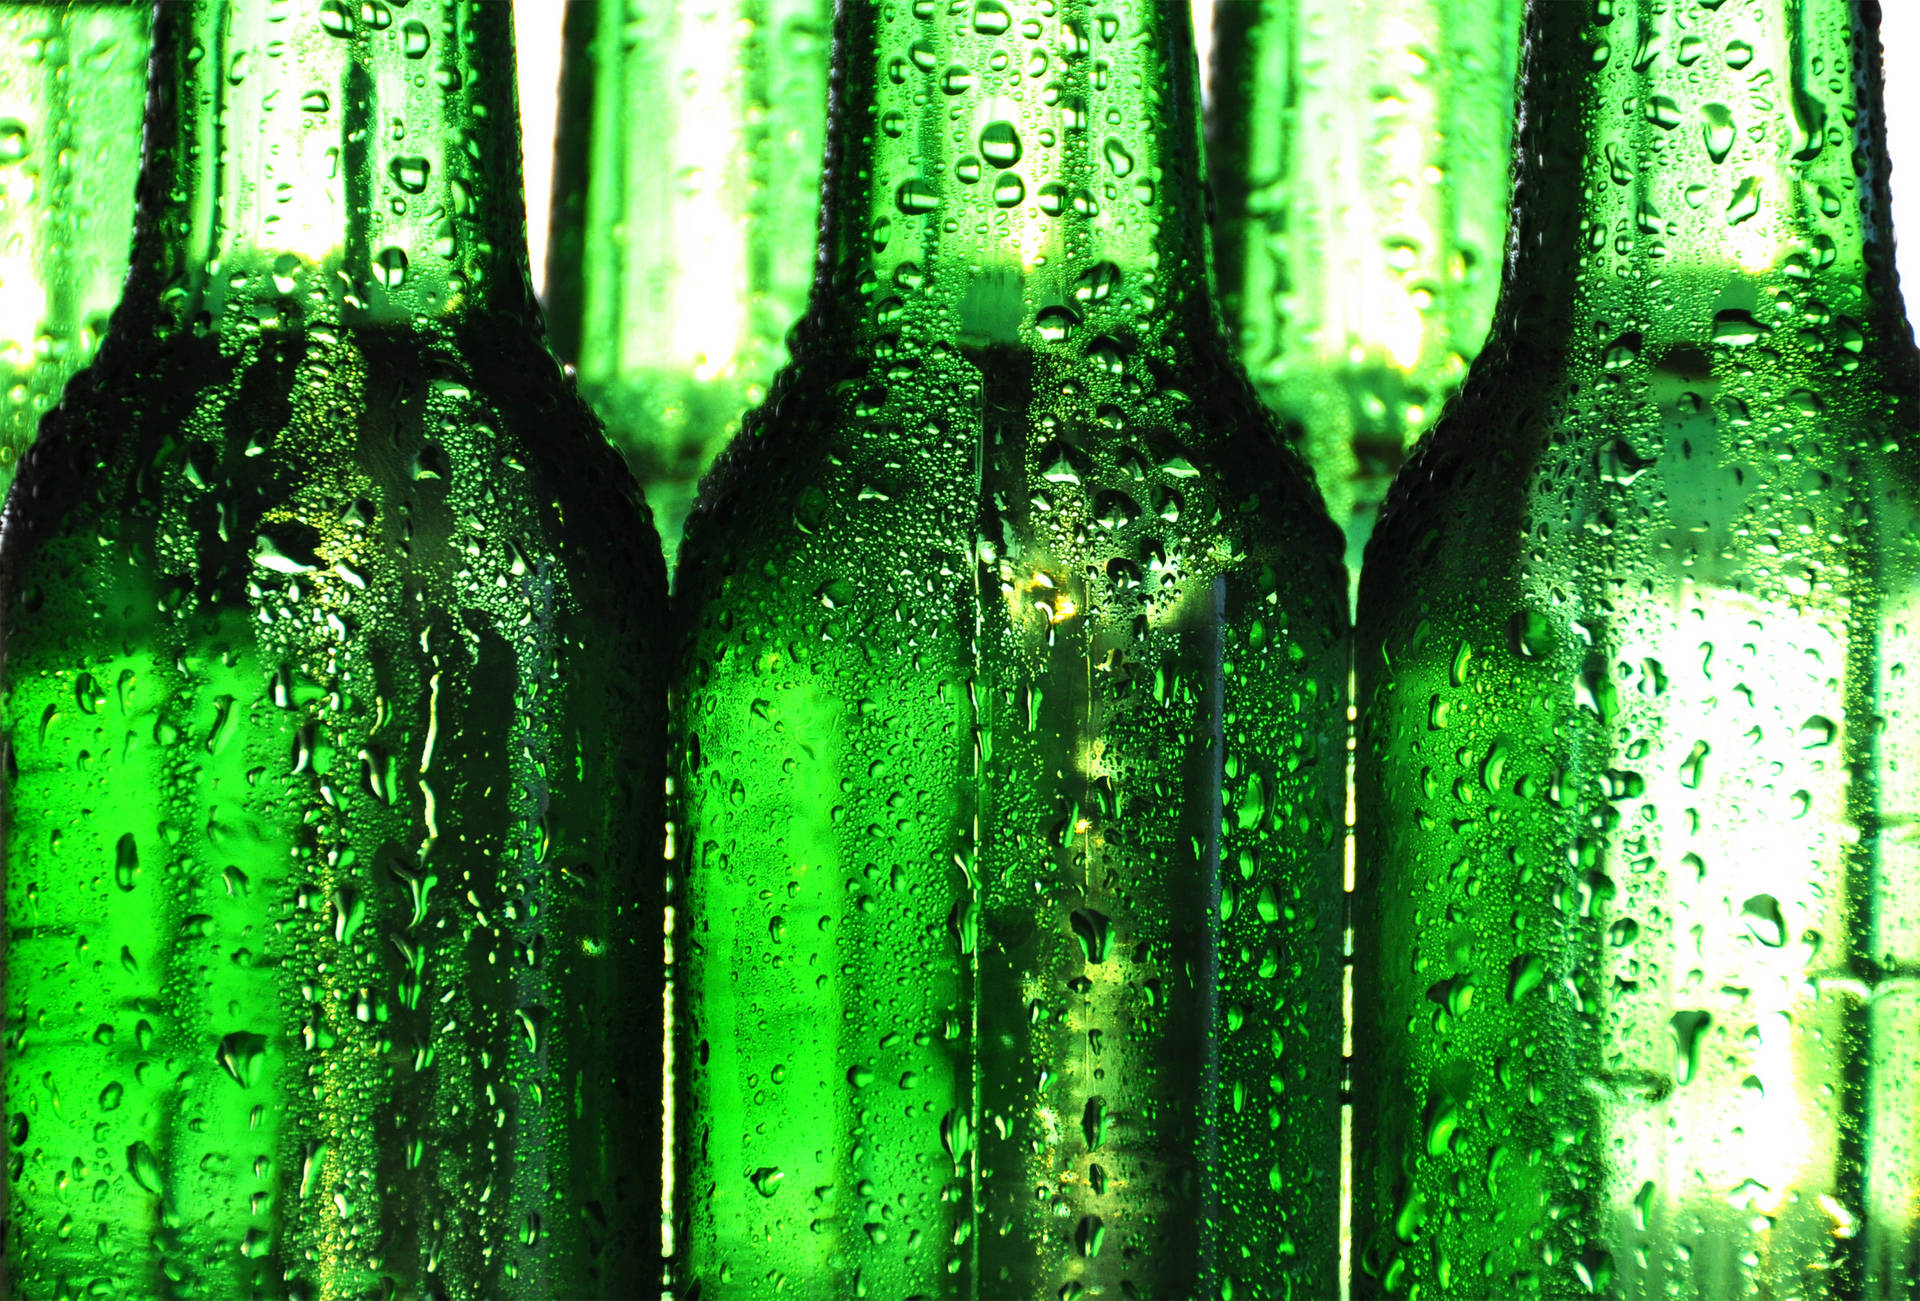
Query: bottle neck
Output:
[[1501, 0, 1906, 353], [126, 0, 537, 338], [807, 0, 1218, 360]]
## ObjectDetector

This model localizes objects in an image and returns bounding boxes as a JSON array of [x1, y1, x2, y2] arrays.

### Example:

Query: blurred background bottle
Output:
[[1208, 0, 1522, 576], [1352, 0, 1920, 1294], [0, 2, 664, 1294], [544, 0, 832, 572], [0, 0, 145, 491]]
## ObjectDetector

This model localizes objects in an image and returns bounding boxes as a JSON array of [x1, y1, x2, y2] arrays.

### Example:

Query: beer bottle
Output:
[[670, 0, 1348, 1295], [1353, 0, 1919, 1294], [1209, 0, 1522, 570], [0, 0, 145, 488], [544, 0, 833, 569], [0, 2, 665, 1296]]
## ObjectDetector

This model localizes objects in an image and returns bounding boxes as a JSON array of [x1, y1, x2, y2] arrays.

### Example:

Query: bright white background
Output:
[[512, 1, 1920, 321]]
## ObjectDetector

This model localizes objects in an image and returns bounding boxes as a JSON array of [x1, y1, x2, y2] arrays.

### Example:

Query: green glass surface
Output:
[[0, 2, 665, 1297], [0, 0, 145, 492], [1209, 0, 1522, 573], [669, 0, 1348, 1296], [1353, 0, 1920, 1295], [545, 0, 832, 572]]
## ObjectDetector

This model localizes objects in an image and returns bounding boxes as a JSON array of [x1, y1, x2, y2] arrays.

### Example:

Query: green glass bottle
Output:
[[0, 0, 145, 490], [1209, 0, 1522, 571], [669, 0, 1348, 1295], [0, 2, 664, 1296], [544, 0, 832, 570], [1353, 0, 1920, 1295]]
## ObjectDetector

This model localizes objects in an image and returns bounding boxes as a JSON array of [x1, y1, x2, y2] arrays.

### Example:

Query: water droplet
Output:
[[1070, 909, 1112, 963], [1799, 715, 1837, 748], [1712, 309, 1769, 346], [375, 247, 409, 288], [1644, 95, 1681, 129], [114, 833, 138, 892], [992, 173, 1025, 208], [389, 155, 430, 194], [0, 121, 28, 163], [217, 1032, 269, 1088], [1036, 305, 1078, 342], [1081, 1096, 1109, 1150], [750, 1166, 785, 1198], [98, 1082, 124, 1112], [895, 178, 939, 214], [1742, 895, 1787, 948], [972, 1, 1012, 34], [1678, 740, 1710, 789], [1102, 137, 1134, 177], [317, 0, 355, 36], [127, 1141, 163, 1194], [980, 120, 1022, 167], [1508, 609, 1552, 659], [1423, 1095, 1460, 1156], [1700, 103, 1736, 163], [1724, 39, 1753, 69], [1726, 177, 1761, 225], [1669, 1011, 1712, 1085], [402, 19, 431, 58], [941, 1107, 972, 1164], [1507, 953, 1545, 1003]]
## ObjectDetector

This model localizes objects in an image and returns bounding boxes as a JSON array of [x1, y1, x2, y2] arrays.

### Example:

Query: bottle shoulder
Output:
[[1362, 328, 1920, 643], [675, 345, 1348, 650], [3, 320, 666, 634]]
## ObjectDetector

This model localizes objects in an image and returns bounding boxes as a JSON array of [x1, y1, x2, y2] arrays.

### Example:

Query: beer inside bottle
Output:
[[670, 0, 1347, 1296], [1353, 0, 1920, 1294], [545, 0, 832, 570], [0, 1, 145, 490], [0, 2, 664, 1296], [1209, 0, 1522, 572]]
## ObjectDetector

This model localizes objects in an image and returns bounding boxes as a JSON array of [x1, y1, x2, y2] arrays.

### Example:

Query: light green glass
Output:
[[1353, 0, 1920, 1295], [1209, 0, 1522, 570], [0, 2, 665, 1296], [669, 0, 1348, 1296], [0, 0, 145, 489], [545, 0, 832, 570]]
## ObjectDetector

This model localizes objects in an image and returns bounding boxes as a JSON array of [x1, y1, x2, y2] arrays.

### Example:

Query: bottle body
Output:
[[3, 323, 662, 1300], [0, 1, 145, 489], [545, 0, 832, 570], [0, 3, 666, 1296], [674, 342, 1346, 1299], [1209, 0, 1521, 572], [670, 0, 1348, 1295], [1352, 0, 1920, 1295]]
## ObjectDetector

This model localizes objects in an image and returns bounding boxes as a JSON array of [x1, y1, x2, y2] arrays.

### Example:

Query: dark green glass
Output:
[[1354, 0, 1920, 1295], [544, 0, 833, 571], [669, 0, 1348, 1296], [1209, 0, 1522, 572], [0, 0, 145, 490], [0, 2, 664, 1296]]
